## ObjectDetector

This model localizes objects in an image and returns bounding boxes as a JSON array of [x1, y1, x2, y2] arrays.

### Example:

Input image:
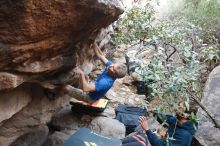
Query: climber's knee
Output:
[[62, 85, 73, 93]]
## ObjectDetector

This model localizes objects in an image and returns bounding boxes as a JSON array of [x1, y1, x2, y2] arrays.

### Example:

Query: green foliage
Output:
[[189, 112, 199, 129], [181, 0, 220, 69], [113, 1, 155, 45], [134, 18, 216, 113], [112, 0, 220, 115], [181, 0, 220, 30], [201, 45, 220, 63]]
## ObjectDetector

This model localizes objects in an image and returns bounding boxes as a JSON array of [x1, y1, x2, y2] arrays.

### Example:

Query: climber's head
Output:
[[176, 102, 190, 120], [107, 63, 127, 78]]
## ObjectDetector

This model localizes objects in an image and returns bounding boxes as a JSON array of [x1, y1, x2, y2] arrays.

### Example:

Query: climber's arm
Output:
[[76, 68, 96, 92], [139, 116, 165, 146], [93, 43, 108, 64]]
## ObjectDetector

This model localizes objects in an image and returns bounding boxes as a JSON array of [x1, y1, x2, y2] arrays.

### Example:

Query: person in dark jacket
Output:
[[139, 110, 197, 146]]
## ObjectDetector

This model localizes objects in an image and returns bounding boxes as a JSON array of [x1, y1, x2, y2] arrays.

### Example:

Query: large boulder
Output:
[[0, 84, 32, 123], [0, 84, 70, 146], [42, 131, 70, 146], [0, 0, 124, 91], [9, 125, 49, 146], [49, 105, 98, 130], [89, 116, 126, 139], [44, 105, 98, 146], [195, 65, 220, 146]]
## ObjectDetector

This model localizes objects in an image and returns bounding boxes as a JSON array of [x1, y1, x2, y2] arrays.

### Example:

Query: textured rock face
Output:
[[9, 125, 49, 146], [0, 0, 123, 91], [0, 84, 70, 146], [195, 65, 220, 146], [0, 1, 124, 145], [0, 84, 32, 123], [89, 117, 126, 139]]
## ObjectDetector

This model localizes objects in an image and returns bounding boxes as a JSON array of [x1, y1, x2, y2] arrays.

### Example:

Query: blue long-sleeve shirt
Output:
[[146, 114, 196, 146], [88, 61, 116, 100]]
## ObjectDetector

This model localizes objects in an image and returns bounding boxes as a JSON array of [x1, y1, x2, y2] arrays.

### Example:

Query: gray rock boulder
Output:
[[42, 131, 70, 146], [9, 125, 49, 146], [89, 117, 126, 139], [195, 65, 220, 146], [99, 106, 116, 118], [0, 84, 69, 146], [0, 84, 32, 123], [49, 105, 80, 131]]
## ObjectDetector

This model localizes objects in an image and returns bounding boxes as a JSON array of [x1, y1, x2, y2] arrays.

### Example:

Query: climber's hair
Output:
[[176, 102, 190, 120], [178, 102, 187, 113], [115, 63, 127, 78]]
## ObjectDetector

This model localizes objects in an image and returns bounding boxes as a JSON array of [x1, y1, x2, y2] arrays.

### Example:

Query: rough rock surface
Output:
[[9, 125, 49, 146], [0, 84, 70, 146], [0, 0, 124, 91], [42, 131, 70, 146], [0, 84, 32, 123], [195, 65, 220, 146], [89, 117, 126, 139]]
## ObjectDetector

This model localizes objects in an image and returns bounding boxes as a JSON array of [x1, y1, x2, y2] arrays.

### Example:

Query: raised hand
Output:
[[139, 116, 149, 131], [92, 42, 108, 64], [92, 42, 103, 58]]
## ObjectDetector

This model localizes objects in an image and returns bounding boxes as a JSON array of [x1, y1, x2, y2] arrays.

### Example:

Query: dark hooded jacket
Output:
[[146, 114, 196, 146]]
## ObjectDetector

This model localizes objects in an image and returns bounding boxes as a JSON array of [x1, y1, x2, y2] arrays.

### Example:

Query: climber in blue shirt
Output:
[[62, 41, 127, 103]]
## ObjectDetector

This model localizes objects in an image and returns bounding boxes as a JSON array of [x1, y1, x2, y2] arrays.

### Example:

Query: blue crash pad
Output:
[[62, 128, 122, 146]]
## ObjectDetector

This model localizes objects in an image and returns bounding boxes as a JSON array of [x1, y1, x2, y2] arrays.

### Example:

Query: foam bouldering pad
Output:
[[61, 128, 122, 146], [70, 98, 108, 113]]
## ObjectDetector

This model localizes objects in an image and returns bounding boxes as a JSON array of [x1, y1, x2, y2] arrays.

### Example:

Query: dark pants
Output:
[[121, 131, 148, 146]]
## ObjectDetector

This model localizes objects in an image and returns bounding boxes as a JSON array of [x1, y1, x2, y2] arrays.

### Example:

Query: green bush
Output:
[[178, 0, 220, 31]]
